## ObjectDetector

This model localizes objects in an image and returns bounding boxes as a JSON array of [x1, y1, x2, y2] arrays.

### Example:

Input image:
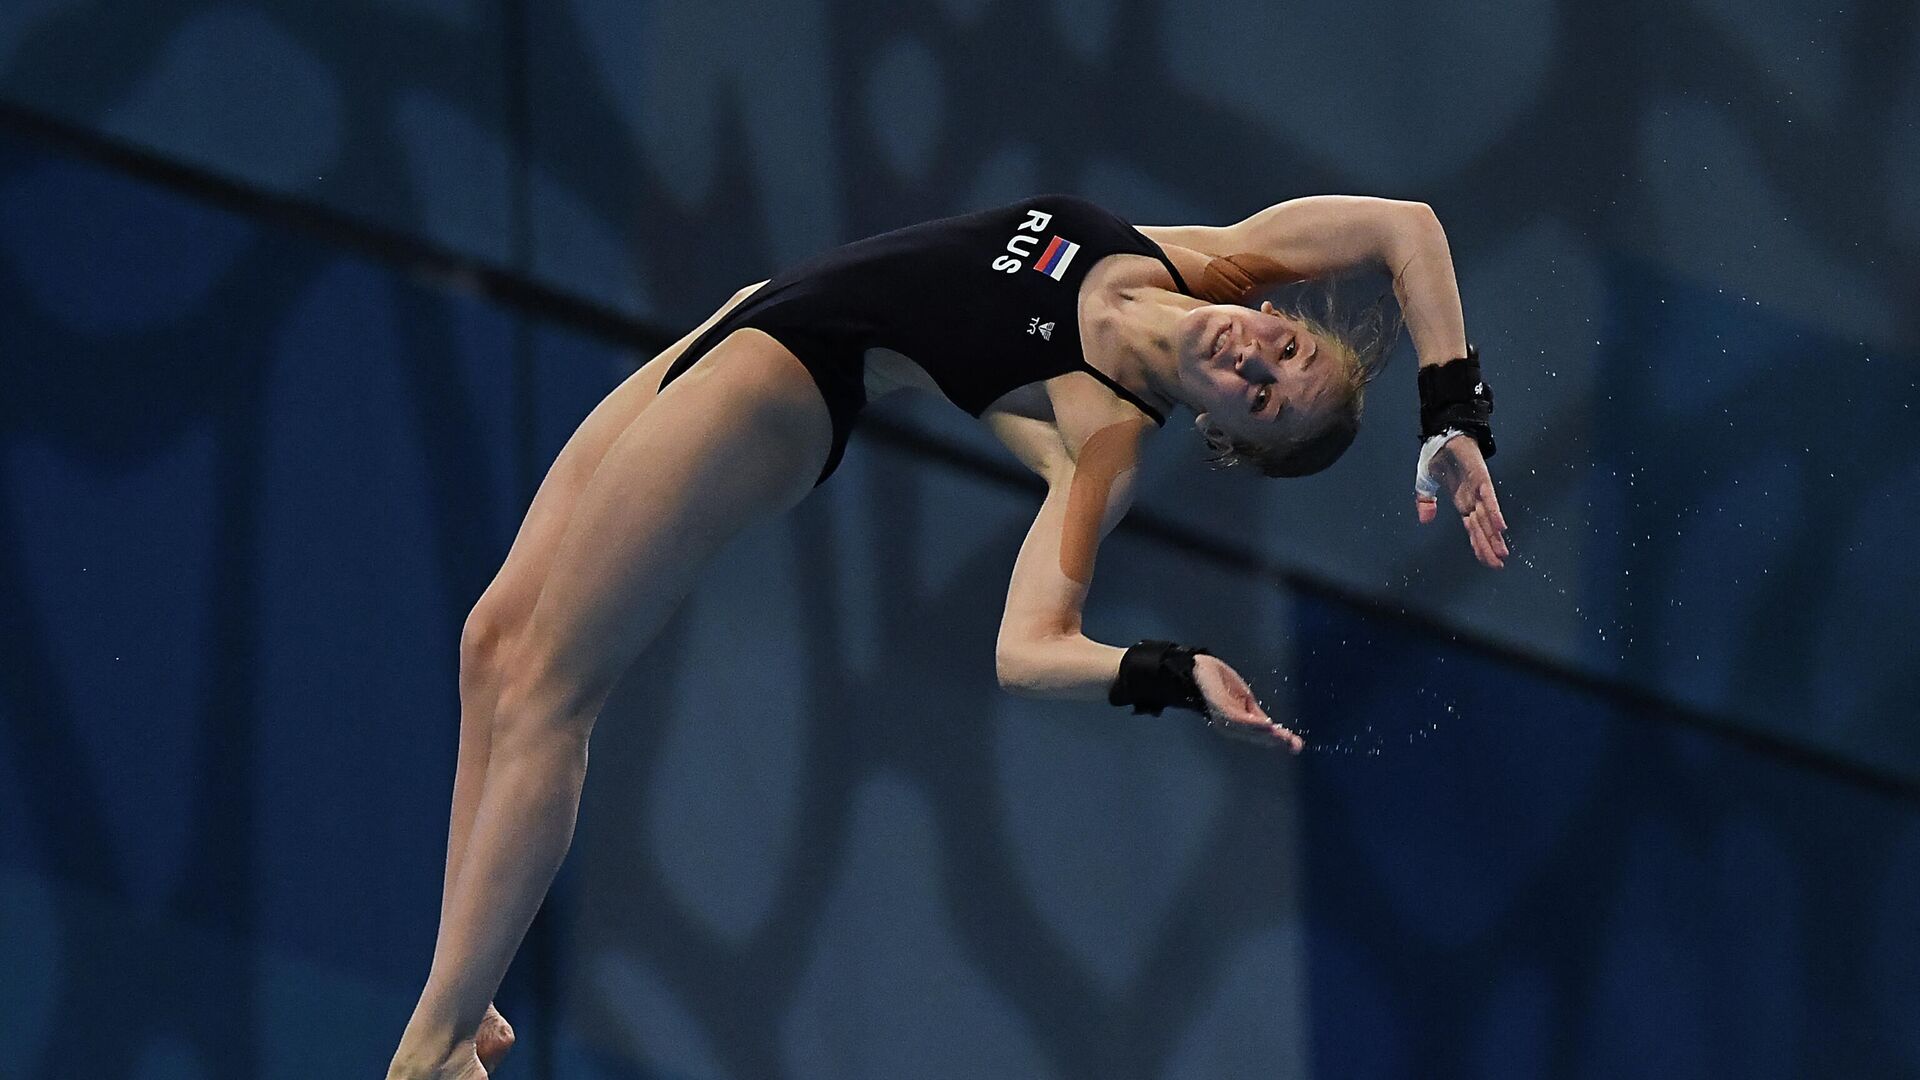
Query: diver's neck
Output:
[[1099, 287, 1202, 415]]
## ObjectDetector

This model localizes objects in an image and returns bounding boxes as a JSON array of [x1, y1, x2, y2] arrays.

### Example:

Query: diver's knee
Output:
[[491, 644, 604, 754], [459, 589, 523, 695]]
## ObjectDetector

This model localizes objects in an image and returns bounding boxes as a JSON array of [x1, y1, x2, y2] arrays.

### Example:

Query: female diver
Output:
[[387, 193, 1508, 1079]]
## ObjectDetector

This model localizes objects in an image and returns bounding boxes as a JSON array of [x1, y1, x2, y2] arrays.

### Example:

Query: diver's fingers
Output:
[[1474, 512, 1507, 568], [1480, 482, 1509, 538], [1477, 502, 1509, 560], [1467, 522, 1494, 566], [1417, 496, 1438, 524]]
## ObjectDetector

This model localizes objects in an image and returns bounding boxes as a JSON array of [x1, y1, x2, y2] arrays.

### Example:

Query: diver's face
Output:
[[1178, 301, 1339, 448]]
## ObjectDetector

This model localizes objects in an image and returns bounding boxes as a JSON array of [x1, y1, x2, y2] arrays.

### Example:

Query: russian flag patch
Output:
[[1033, 235, 1080, 280]]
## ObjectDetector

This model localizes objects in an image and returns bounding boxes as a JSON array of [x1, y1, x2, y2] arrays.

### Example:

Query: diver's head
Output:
[[1176, 299, 1381, 477]]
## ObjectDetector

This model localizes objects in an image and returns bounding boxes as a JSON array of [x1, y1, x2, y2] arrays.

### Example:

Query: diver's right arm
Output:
[[984, 412, 1135, 700], [987, 415, 1301, 749], [993, 473, 1130, 700]]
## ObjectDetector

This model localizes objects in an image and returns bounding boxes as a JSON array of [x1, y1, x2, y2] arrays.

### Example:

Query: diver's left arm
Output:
[[1143, 198, 1507, 567], [1363, 205, 1507, 564], [1143, 196, 1467, 366]]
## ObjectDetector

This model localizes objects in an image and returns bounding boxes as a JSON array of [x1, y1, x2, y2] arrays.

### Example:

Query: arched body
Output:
[[388, 194, 1507, 1079]]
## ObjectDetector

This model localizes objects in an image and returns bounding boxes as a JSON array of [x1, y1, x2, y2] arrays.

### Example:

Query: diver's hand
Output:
[[1415, 436, 1508, 568], [1192, 654, 1304, 753]]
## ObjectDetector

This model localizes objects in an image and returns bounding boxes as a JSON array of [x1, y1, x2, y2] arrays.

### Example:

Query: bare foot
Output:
[[446, 1048, 489, 1080], [387, 1043, 487, 1080], [476, 1003, 515, 1073]]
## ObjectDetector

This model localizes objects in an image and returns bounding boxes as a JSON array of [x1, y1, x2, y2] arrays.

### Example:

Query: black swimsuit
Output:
[[656, 195, 1193, 486]]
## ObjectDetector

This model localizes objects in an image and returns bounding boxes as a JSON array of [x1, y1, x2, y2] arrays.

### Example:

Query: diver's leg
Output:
[[440, 352, 672, 1069], [441, 299, 750, 1069], [390, 330, 832, 1079]]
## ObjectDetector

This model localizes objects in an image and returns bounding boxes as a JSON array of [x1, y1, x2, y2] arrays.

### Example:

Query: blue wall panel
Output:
[[0, 2, 517, 264], [0, 130, 535, 1078], [1296, 594, 1920, 1078]]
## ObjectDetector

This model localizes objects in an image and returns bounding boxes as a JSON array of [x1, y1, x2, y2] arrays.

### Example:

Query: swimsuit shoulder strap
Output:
[[1132, 230, 1193, 296], [1076, 360, 1167, 427]]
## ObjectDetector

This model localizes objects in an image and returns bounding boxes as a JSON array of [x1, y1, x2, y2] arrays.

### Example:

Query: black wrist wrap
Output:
[[1417, 345, 1497, 459], [1108, 640, 1212, 716]]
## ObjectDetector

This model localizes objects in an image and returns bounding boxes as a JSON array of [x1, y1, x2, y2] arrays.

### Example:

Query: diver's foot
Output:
[[386, 1044, 487, 1080], [476, 1004, 515, 1073]]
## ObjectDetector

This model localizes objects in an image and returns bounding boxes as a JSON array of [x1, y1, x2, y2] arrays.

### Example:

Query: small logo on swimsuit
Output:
[[1474, 382, 1485, 396], [1027, 318, 1055, 341]]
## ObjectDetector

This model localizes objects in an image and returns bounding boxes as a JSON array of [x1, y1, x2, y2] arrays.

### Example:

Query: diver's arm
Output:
[[993, 465, 1300, 750], [993, 422, 1144, 701], [1140, 196, 1467, 366], [1374, 204, 1470, 370], [990, 419, 1302, 748]]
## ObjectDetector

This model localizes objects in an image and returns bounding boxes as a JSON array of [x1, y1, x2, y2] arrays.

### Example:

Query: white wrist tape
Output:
[[1414, 428, 1468, 500]]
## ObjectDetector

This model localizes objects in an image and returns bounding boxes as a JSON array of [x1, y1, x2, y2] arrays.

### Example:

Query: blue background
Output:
[[2, 2, 1916, 1077]]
